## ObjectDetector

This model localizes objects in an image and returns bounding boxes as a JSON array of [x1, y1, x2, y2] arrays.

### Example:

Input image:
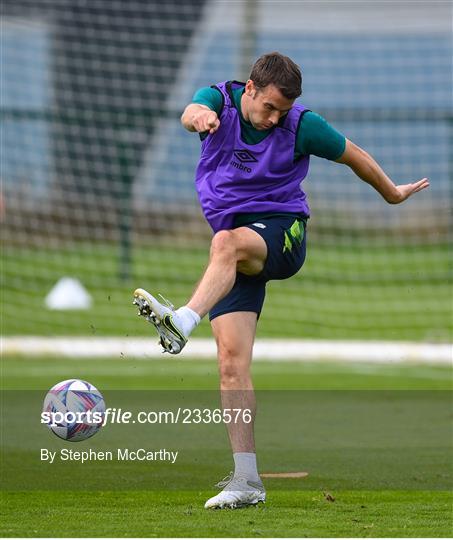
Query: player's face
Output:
[[244, 81, 294, 130]]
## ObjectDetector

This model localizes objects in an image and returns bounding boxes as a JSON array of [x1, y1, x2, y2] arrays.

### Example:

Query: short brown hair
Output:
[[249, 52, 302, 99]]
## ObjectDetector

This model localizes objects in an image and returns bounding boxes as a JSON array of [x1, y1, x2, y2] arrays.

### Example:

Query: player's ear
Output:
[[245, 79, 256, 97]]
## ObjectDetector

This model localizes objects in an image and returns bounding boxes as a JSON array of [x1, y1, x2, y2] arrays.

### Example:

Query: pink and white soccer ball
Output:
[[43, 379, 105, 441]]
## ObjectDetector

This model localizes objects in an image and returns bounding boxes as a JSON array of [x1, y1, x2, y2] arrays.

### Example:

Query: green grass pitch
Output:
[[1, 355, 452, 537], [3, 242, 451, 341]]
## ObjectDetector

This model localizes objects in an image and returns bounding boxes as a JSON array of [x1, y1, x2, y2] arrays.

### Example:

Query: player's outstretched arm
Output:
[[336, 139, 430, 204], [181, 104, 220, 134]]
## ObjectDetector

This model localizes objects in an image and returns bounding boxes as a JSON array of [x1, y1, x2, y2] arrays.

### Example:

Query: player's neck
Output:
[[240, 91, 251, 122]]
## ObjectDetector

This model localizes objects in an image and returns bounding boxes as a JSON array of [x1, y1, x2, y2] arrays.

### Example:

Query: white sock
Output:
[[175, 306, 201, 337], [233, 452, 260, 481]]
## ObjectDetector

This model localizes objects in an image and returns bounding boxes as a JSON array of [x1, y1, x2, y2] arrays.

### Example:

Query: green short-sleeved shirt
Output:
[[192, 85, 346, 161]]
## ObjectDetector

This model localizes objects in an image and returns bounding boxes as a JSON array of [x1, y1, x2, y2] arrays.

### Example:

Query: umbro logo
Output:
[[230, 149, 257, 174], [233, 149, 258, 163]]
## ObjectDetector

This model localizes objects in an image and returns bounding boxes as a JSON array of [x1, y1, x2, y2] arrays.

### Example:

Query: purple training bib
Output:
[[195, 81, 311, 232]]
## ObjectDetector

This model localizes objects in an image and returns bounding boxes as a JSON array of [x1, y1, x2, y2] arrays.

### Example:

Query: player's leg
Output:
[[133, 227, 267, 353], [133, 216, 306, 354], [187, 227, 267, 318], [204, 311, 265, 509], [215, 311, 256, 452]]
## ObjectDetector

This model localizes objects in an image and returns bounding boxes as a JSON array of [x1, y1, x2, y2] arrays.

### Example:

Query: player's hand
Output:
[[191, 110, 220, 134], [392, 178, 430, 203]]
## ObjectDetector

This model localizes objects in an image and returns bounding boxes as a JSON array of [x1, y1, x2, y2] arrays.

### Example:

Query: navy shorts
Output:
[[209, 215, 307, 321]]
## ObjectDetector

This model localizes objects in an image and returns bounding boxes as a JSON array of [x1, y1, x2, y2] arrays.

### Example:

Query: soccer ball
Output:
[[42, 379, 106, 441]]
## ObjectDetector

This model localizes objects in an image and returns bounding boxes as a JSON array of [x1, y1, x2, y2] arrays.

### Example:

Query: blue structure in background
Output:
[[143, 32, 450, 210], [2, 23, 52, 197]]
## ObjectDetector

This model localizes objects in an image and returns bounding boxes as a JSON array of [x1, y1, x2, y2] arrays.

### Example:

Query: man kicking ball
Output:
[[133, 52, 429, 509]]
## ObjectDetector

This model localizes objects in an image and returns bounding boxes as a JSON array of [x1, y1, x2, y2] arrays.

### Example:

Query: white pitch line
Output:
[[1, 337, 452, 365]]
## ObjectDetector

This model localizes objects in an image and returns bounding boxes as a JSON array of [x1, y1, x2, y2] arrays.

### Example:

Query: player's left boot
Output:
[[133, 288, 187, 354], [204, 472, 266, 509]]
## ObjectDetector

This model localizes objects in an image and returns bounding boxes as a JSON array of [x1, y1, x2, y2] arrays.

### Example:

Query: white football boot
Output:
[[133, 288, 187, 354], [204, 472, 266, 509]]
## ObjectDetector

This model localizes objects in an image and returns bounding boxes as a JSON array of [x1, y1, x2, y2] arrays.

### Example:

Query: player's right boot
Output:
[[204, 472, 266, 509], [133, 288, 187, 354]]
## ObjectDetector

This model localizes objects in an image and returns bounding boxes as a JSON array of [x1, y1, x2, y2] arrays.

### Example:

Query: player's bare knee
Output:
[[210, 230, 237, 261], [219, 361, 249, 388], [218, 345, 250, 385]]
